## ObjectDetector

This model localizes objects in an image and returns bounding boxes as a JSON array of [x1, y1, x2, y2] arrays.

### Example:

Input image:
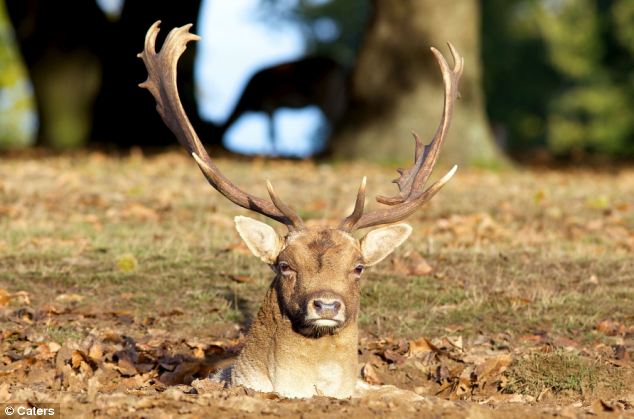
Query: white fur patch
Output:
[[315, 361, 344, 395], [313, 319, 339, 327]]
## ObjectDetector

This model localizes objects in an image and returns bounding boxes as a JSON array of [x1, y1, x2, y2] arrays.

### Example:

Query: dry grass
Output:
[[0, 150, 633, 415]]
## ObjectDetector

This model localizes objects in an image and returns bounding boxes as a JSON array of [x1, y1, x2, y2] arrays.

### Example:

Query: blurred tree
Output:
[[5, 0, 213, 148], [0, 0, 36, 148], [482, 0, 634, 159], [329, 0, 505, 167], [5, 0, 109, 147], [91, 0, 213, 147], [260, 0, 370, 67]]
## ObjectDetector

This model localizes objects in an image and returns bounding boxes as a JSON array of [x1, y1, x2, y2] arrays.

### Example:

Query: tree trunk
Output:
[[90, 0, 217, 148], [330, 0, 505, 167], [6, 0, 217, 148]]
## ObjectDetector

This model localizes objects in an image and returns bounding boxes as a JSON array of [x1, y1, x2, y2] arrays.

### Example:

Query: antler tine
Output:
[[266, 180, 305, 230], [351, 43, 463, 230], [138, 21, 303, 231], [339, 177, 366, 231]]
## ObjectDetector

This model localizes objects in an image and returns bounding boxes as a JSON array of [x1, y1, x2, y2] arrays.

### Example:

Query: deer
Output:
[[218, 56, 348, 153], [138, 21, 463, 399]]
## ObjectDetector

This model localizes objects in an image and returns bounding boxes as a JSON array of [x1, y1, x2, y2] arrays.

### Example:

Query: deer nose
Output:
[[312, 298, 342, 317]]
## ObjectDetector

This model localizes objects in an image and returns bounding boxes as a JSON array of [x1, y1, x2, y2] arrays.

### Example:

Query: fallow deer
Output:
[[138, 21, 463, 399], [219, 56, 348, 152]]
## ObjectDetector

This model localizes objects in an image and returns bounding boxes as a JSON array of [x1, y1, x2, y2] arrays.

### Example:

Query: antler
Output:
[[340, 43, 463, 231], [138, 21, 304, 231]]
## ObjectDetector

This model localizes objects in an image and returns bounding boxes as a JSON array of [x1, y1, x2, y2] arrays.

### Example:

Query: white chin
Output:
[[313, 319, 339, 327]]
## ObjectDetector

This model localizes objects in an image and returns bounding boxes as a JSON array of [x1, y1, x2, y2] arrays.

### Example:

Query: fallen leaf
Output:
[[596, 319, 625, 336], [408, 251, 433, 275], [408, 337, 439, 357], [160, 361, 202, 386], [48, 342, 61, 353], [56, 293, 84, 303], [0, 290, 31, 306], [0, 288, 10, 306], [115, 357, 138, 377], [474, 354, 512, 388], [121, 203, 159, 221], [613, 345, 629, 361], [69, 351, 82, 370], [88, 343, 103, 361], [591, 399, 624, 414], [191, 378, 224, 394], [228, 274, 254, 284], [382, 349, 406, 365], [361, 362, 382, 385]]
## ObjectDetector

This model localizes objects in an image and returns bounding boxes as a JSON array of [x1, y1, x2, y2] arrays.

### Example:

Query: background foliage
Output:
[[0, 0, 35, 147], [482, 0, 634, 159], [1, 0, 633, 161]]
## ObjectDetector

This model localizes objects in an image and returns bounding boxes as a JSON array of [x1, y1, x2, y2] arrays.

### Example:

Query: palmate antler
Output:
[[138, 21, 463, 232]]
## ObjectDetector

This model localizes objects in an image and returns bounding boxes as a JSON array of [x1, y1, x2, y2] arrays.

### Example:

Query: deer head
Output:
[[138, 21, 463, 398]]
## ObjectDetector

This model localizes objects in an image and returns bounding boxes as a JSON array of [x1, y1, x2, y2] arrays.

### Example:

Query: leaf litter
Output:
[[1, 151, 633, 417]]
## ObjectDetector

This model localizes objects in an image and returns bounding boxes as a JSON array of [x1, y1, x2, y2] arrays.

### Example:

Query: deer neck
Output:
[[233, 283, 359, 398]]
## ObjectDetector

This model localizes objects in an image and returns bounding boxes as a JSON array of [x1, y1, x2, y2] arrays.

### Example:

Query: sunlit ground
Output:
[[1, 151, 632, 416]]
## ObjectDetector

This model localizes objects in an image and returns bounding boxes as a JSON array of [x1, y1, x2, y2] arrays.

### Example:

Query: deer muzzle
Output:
[[305, 294, 346, 327]]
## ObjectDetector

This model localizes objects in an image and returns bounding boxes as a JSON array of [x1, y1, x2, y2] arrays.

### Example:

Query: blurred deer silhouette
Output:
[[217, 56, 349, 154]]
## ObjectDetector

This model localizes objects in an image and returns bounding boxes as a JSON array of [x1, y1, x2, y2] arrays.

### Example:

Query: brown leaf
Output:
[[159, 361, 202, 385], [120, 203, 159, 221], [0, 288, 11, 307], [382, 349, 406, 365], [591, 399, 624, 414], [408, 337, 439, 357], [116, 357, 138, 377], [596, 319, 625, 336], [474, 354, 512, 388], [613, 345, 629, 361], [0, 360, 24, 376], [55, 343, 76, 373], [228, 274, 254, 284], [361, 362, 382, 385], [191, 377, 224, 394], [47, 341, 61, 352], [407, 251, 433, 275], [70, 351, 83, 369], [193, 346, 205, 359], [134, 363, 155, 374], [0, 289, 31, 307], [55, 293, 84, 303], [88, 343, 104, 361], [159, 308, 184, 316]]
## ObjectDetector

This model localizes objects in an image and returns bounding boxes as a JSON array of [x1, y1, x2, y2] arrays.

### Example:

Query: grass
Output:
[[45, 325, 84, 344], [1, 151, 633, 345], [504, 349, 623, 397]]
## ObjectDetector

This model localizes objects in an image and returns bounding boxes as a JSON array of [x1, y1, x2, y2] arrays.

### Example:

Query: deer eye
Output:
[[353, 264, 364, 276], [278, 261, 293, 275]]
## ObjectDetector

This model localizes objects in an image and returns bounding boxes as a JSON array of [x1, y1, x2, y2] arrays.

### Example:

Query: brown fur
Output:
[[224, 228, 362, 397], [220, 221, 411, 398]]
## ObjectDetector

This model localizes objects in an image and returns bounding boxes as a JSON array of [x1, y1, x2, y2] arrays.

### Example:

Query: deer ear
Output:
[[360, 223, 412, 266], [234, 216, 283, 264]]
